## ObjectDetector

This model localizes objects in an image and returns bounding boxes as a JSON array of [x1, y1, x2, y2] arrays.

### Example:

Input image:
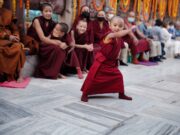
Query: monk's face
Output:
[[76, 21, 87, 34], [41, 5, 53, 20], [97, 11, 106, 22], [97, 11, 105, 18], [0, 0, 4, 8], [106, 11, 115, 21], [52, 24, 61, 38], [110, 17, 124, 32], [128, 12, 135, 23], [81, 6, 90, 13]]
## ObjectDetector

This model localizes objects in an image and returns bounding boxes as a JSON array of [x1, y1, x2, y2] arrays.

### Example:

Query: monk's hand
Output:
[[86, 44, 93, 51], [68, 46, 75, 54], [88, 44, 94, 51], [133, 38, 139, 46], [9, 35, 20, 42], [131, 25, 137, 32], [60, 42, 68, 50]]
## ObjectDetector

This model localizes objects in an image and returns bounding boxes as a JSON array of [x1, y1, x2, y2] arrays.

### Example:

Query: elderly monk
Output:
[[0, 0, 26, 82]]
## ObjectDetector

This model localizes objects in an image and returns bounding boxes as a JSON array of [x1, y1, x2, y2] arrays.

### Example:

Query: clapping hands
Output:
[[86, 44, 93, 51]]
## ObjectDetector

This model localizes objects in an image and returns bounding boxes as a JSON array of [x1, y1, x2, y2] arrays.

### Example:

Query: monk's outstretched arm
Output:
[[124, 24, 138, 40], [107, 28, 132, 39]]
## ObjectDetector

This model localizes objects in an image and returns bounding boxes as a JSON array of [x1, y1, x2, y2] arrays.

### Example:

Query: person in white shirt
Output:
[[162, 22, 180, 59]]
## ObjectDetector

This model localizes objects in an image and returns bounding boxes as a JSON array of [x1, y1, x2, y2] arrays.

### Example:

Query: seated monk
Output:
[[0, 0, 26, 82], [34, 23, 69, 79], [72, 19, 93, 73], [72, 5, 94, 69], [122, 11, 150, 64]]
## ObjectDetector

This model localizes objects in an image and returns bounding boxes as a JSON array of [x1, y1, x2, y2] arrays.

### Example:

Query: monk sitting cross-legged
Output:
[[0, 0, 26, 82]]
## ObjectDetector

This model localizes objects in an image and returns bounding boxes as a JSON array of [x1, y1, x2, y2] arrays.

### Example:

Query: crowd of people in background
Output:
[[0, 1, 180, 84]]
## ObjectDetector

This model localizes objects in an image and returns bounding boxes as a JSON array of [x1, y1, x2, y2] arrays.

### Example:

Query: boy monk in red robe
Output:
[[72, 5, 94, 69], [72, 20, 93, 72], [81, 16, 133, 102]]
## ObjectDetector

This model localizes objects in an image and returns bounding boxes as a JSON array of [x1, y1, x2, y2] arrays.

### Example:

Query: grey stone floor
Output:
[[0, 58, 180, 135]]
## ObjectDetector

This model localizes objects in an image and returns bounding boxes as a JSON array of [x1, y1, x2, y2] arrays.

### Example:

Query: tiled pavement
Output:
[[0, 58, 180, 135]]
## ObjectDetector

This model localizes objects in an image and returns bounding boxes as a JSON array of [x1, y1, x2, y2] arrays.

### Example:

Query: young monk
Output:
[[72, 20, 93, 72], [27, 3, 64, 49], [72, 5, 94, 69], [56, 22, 85, 79], [81, 16, 133, 102], [35, 23, 69, 79], [0, 0, 26, 82]]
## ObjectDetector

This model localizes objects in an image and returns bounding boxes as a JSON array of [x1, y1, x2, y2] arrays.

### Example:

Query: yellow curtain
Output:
[[119, 0, 131, 13], [109, 0, 118, 14], [11, 0, 16, 18], [158, 0, 167, 20], [171, 0, 179, 19], [142, 0, 152, 21], [92, 0, 105, 11], [72, 0, 77, 22]]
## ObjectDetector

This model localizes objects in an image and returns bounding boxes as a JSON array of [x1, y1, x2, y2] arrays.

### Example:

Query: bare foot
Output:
[[82, 69, 89, 74], [84, 69, 89, 73], [17, 77, 23, 83], [77, 73, 84, 79], [76, 68, 84, 79], [82, 71, 87, 74], [58, 74, 67, 79]]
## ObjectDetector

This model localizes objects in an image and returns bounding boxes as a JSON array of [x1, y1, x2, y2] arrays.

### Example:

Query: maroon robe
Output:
[[72, 16, 94, 69], [122, 19, 149, 56], [0, 8, 26, 81], [24, 16, 56, 55], [35, 32, 79, 79], [93, 20, 110, 54], [81, 31, 125, 95], [72, 16, 94, 43], [35, 44, 66, 79], [63, 34, 80, 68], [74, 29, 89, 70], [27, 16, 66, 79], [27, 16, 56, 42]]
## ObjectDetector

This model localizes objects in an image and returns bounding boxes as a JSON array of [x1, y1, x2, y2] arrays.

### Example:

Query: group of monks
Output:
[[1, 1, 166, 102]]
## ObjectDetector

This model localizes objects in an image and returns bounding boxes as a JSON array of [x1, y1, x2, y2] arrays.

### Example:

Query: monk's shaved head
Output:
[[110, 16, 124, 24], [110, 16, 125, 32]]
